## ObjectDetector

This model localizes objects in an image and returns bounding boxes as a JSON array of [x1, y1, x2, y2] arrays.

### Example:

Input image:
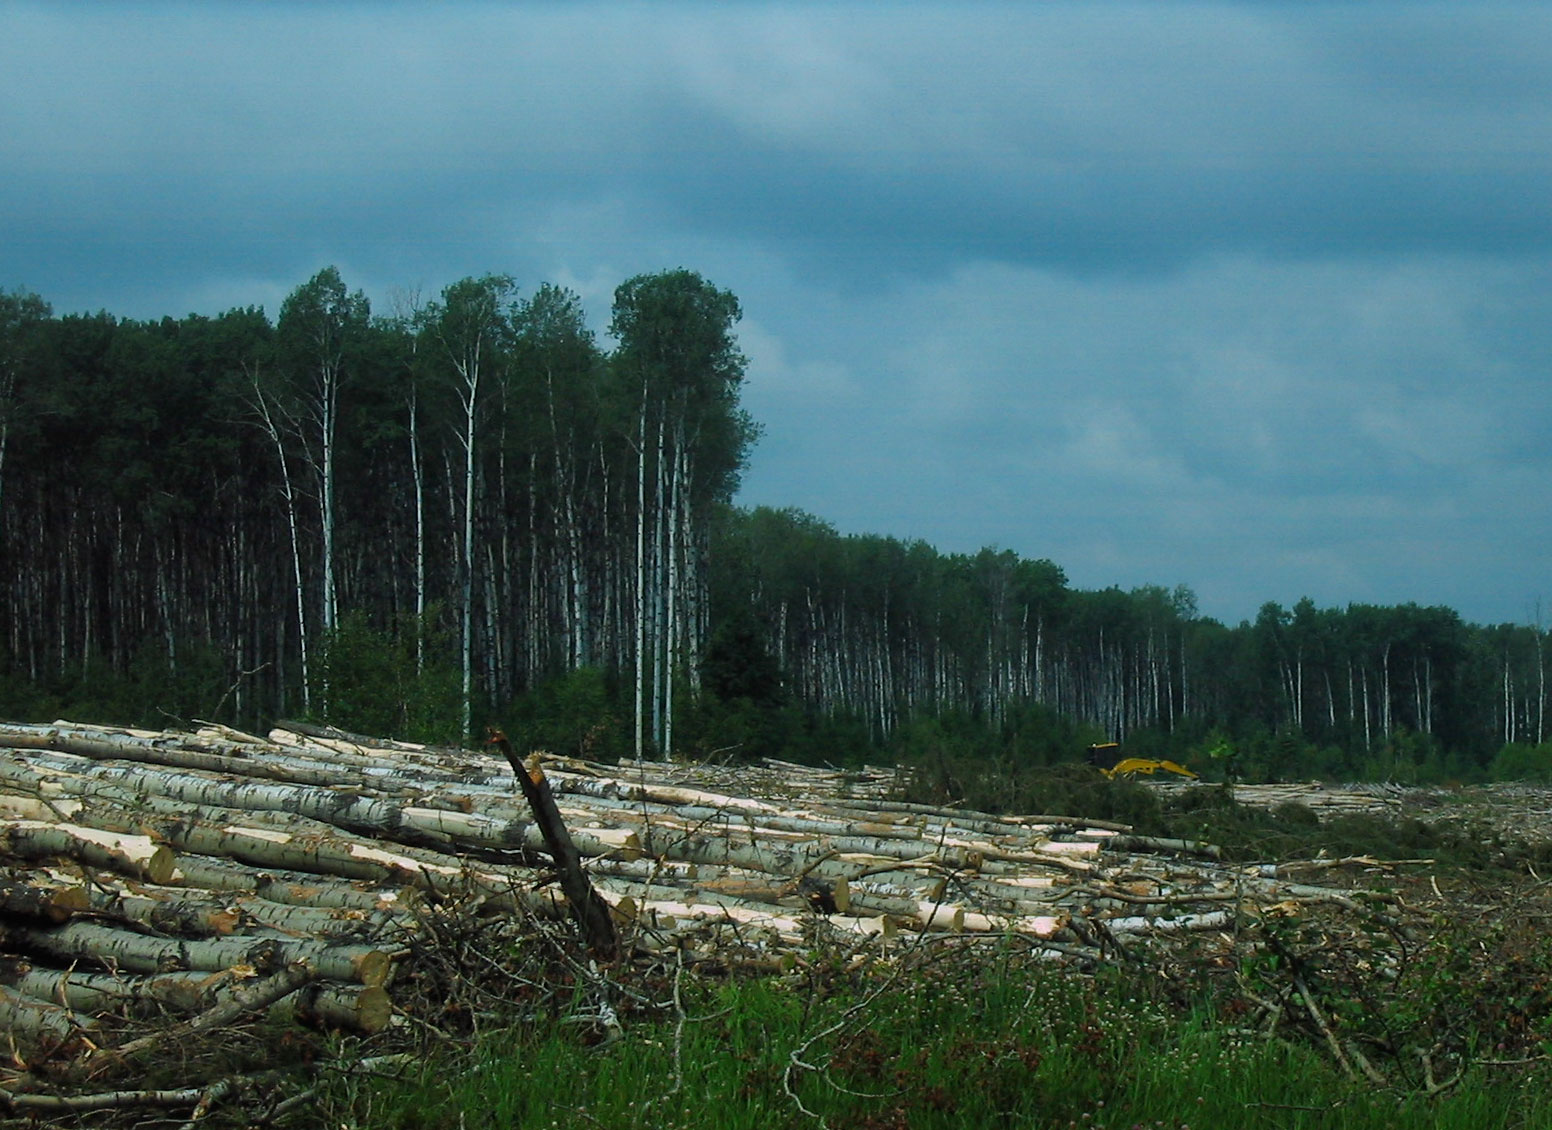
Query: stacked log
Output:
[[0, 718, 1400, 1063], [1145, 778, 1407, 817]]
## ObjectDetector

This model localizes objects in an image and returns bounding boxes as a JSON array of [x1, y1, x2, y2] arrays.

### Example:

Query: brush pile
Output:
[[0, 719, 1421, 1121]]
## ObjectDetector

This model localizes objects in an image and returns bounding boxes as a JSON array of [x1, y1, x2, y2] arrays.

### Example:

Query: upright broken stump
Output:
[[487, 728, 619, 962]]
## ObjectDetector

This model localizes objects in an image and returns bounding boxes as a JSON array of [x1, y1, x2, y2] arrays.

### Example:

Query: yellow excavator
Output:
[[1086, 742, 1198, 781]]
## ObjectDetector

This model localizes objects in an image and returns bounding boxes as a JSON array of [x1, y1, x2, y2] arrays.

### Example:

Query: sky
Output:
[[3, 2, 1550, 628]]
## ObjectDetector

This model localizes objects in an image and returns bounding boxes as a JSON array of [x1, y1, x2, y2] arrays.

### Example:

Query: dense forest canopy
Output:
[[0, 275, 1547, 782]]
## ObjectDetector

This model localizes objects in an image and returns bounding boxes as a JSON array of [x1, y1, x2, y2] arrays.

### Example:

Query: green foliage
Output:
[[700, 610, 784, 709], [885, 706, 1181, 825], [1490, 741, 1552, 782], [312, 611, 463, 745], [1161, 792, 1517, 868], [779, 710, 877, 768], [997, 700, 1100, 765], [0, 640, 232, 731], [1388, 912, 1552, 1062], [610, 268, 756, 502], [503, 667, 630, 762], [678, 694, 795, 763], [895, 747, 1169, 832], [676, 610, 800, 762]]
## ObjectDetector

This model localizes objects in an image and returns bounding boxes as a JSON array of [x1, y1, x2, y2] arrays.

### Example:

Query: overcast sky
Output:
[[4, 2, 1550, 627]]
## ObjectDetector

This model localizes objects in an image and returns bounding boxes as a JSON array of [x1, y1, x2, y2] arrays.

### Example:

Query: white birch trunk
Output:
[[634, 388, 648, 760], [652, 412, 668, 755], [1381, 640, 1393, 740], [248, 367, 311, 713], [458, 341, 480, 742], [663, 427, 685, 759], [1538, 629, 1546, 745], [409, 383, 426, 673], [11, 920, 392, 986], [319, 354, 338, 637]]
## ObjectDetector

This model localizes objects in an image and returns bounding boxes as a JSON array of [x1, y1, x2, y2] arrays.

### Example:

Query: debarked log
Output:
[[1, 818, 175, 883]]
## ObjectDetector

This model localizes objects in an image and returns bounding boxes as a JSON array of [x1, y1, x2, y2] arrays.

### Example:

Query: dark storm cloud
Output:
[[3, 2, 1550, 625], [625, 5, 1552, 274]]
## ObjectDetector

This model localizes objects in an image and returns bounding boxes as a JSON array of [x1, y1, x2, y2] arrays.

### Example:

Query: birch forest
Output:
[[0, 274, 1547, 780]]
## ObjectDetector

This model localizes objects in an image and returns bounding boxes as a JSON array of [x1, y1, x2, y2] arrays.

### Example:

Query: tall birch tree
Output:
[[513, 284, 602, 672], [610, 270, 752, 758], [275, 267, 370, 640], [428, 274, 516, 741]]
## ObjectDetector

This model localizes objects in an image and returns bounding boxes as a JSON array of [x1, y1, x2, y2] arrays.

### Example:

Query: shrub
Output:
[[313, 611, 463, 745], [1489, 741, 1552, 782]]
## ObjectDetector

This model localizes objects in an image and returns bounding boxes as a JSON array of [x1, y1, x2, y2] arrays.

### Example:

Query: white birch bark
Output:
[[0, 984, 94, 1048], [409, 380, 426, 673], [459, 348, 478, 742], [246, 365, 311, 713], [2, 818, 175, 883], [634, 387, 648, 759], [11, 920, 393, 986], [319, 350, 339, 637], [663, 425, 683, 759], [652, 412, 667, 756]]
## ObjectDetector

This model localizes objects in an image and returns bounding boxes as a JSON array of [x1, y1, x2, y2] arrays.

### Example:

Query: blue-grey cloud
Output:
[[2, 2, 1549, 626]]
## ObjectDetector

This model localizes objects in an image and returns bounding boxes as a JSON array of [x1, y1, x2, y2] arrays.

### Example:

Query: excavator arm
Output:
[[1086, 743, 1198, 780], [1099, 757, 1198, 780]]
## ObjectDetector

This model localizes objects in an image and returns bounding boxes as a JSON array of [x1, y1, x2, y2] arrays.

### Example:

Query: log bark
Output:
[[61, 878, 400, 941], [10, 920, 393, 986], [7, 966, 251, 1015], [0, 982, 96, 1049], [269, 981, 393, 1033], [1, 720, 1407, 1026], [0, 876, 89, 922], [1, 818, 175, 883], [4, 963, 392, 1035], [109, 961, 317, 1062], [489, 729, 619, 961], [0, 753, 640, 860]]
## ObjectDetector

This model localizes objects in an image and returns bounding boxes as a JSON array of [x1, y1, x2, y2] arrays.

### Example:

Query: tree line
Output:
[[1, 276, 1547, 780], [0, 270, 753, 757], [711, 507, 1549, 780]]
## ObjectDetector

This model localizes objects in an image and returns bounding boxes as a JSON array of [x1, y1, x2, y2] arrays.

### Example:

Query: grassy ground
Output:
[[327, 945, 1552, 1130]]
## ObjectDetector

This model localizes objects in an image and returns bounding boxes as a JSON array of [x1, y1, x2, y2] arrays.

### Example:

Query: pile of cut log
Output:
[[1, 719, 1397, 1062], [1147, 778, 1407, 818]]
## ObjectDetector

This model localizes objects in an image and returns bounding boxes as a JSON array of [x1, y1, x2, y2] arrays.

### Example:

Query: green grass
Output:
[[326, 956, 1552, 1130]]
